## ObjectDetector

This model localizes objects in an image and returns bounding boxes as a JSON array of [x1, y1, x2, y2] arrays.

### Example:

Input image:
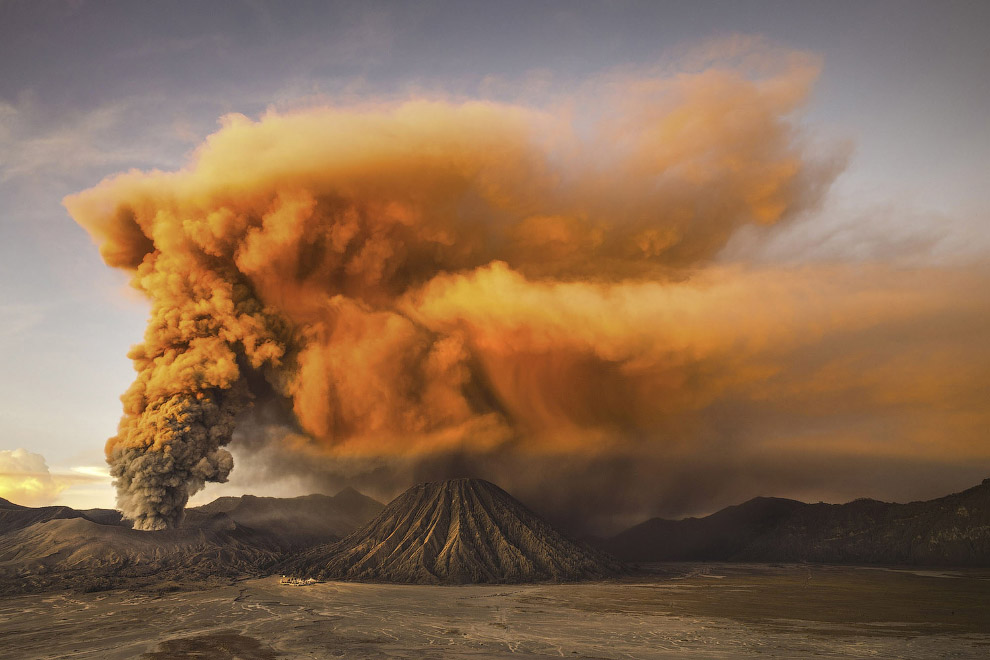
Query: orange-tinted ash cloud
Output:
[[65, 48, 988, 531]]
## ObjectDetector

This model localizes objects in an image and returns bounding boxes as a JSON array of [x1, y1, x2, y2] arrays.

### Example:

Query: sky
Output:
[[0, 0, 988, 533]]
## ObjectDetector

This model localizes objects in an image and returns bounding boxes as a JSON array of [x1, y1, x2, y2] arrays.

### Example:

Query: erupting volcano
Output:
[[62, 54, 842, 531]]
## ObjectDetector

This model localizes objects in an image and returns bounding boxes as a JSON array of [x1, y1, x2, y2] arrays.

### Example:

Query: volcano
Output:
[[285, 478, 622, 584]]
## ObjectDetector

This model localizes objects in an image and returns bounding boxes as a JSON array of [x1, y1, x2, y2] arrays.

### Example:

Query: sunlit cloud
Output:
[[0, 449, 66, 506], [68, 465, 111, 479], [0, 449, 116, 508]]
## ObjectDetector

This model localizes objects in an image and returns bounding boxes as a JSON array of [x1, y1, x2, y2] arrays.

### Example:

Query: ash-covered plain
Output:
[[3, 565, 989, 659]]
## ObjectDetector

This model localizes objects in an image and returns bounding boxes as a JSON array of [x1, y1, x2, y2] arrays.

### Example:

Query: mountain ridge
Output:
[[0, 488, 385, 595], [596, 477, 990, 565]]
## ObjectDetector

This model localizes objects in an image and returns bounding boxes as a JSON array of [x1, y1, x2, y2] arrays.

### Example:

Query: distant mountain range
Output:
[[1, 476, 989, 594], [593, 478, 990, 566]]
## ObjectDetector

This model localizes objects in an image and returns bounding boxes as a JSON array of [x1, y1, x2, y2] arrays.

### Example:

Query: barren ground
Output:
[[4, 564, 989, 659]]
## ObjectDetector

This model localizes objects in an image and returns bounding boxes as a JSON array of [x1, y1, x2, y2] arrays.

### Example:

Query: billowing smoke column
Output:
[[66, 51, 838, 530]]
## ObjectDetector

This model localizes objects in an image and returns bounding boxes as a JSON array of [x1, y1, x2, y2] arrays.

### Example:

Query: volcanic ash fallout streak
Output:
[[65, 52, 837, 530]]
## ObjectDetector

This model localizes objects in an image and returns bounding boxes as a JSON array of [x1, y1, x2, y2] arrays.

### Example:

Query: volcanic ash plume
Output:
[[66, 52, 838, 530]]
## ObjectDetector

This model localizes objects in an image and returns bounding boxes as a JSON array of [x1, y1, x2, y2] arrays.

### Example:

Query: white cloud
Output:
[[69, 465, 110, 479], [0, 448, 65, 506], [0, 449, 114, 508]]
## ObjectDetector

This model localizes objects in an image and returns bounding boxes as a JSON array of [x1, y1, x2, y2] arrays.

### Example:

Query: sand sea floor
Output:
[[3, 564, 989, 659]]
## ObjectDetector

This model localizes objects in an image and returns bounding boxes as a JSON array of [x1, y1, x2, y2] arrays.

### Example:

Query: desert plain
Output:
[[4, 563, 989, 659]]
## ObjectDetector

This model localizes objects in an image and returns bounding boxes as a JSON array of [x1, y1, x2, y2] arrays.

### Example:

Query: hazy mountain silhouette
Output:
[[598, 478, 990, 565], [189, 488, 383, 546], [285, 478, 622, 584]]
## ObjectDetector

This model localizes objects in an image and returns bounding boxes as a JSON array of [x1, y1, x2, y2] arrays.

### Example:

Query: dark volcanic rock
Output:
[[285, 478, 622, 584], [599, 477, 990, 566]]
